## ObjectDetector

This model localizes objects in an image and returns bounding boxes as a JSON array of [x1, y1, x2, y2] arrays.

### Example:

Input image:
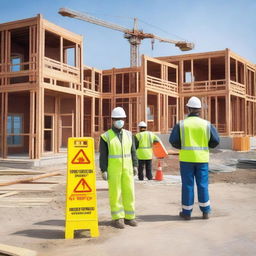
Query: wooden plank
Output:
[[0, 191, 19, 198], [0, 197, 52, 203], [0, 170, 44, 175], [0, 184, 55, 192], [0, 175, 63, 183], [0, 243, 37, 256], [0, 203, 48, 207], [0, 171, 61, 186]]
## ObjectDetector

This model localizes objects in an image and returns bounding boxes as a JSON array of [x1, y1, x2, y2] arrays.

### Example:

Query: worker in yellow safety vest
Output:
[[135, 121, 160, 180], [99, 107, 138, 229], [169, 96, 220, 220]]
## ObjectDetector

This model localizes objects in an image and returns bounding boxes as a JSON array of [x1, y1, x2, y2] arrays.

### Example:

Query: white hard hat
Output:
[[111, 107, 126, 118], [186, 96, 202, 108], [138, 121, 147, 127]]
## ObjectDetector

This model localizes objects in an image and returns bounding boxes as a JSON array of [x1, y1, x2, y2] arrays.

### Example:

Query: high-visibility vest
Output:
[[179, 116, 210, 163], [136, 131, 158, 160], [101, 129, 133, 172]]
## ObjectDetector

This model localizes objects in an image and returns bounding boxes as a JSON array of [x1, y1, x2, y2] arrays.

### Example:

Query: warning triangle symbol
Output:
[[73, 178, 92, 193], [71, 149, 91, 164]]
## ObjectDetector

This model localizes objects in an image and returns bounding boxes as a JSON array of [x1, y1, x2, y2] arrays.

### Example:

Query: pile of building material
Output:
[[0, 243, 37, 256], [209, 163, 237, 173], [0, 169, 63, 207], [237, 159, 256, 169]]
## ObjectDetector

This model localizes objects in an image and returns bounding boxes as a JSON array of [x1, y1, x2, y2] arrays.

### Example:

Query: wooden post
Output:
[[29, 91, 35, 159], [60, 37, 63, 63], [208, 57, 211, 81], [191, 59, 194, 90], [41, 88, 45, 156], [179, 60, 183, 94], [235, 59, 238, 83], [1, 93, 5, 158], [225, 49, 231, 135], [3, 93, 8, 158], [129, 99, 132, 131], [141, 56, 147, 123], [215, 96, 218, 130], [91, 97, 95, 136], [157, 93, 161, 132], [208, 96, 211, 123]]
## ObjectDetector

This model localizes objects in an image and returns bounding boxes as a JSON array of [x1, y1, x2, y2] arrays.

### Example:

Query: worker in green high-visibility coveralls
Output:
[[99, 107, 138, 229], [135, 121, 160, 180]]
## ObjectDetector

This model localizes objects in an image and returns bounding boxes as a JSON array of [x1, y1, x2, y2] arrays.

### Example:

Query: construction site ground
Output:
[[0, 149, 256, 256]]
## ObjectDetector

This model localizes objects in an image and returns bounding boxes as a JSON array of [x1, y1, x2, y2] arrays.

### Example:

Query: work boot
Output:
[[202, 212, 210, 219], [124, 219, 138, 227], [179, 211, 191, 220], [112, 219, 125, 229]]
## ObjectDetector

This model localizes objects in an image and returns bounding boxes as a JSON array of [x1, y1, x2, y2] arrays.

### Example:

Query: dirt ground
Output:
[[162, 151, 256, 184], [0, 150, 255, 256]]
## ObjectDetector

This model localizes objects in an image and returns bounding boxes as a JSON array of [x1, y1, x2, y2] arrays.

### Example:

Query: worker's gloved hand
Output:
[[133, 167, 138, 176], [101, 171, 108, 181]]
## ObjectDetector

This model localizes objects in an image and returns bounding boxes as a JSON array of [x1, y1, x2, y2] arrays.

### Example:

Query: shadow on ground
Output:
[[12, 219, 113, 239], [34, 219, 65, 227], [12, 229, 64, 239], [137, 214, 181, 222]]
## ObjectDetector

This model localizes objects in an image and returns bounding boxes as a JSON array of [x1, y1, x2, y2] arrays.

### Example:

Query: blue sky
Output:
[[1, 0, 256, 69]]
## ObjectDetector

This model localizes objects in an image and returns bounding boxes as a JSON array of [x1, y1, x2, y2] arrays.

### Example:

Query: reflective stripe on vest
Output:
[[179, 117, 210, 163], [108, 154, 132, 159]]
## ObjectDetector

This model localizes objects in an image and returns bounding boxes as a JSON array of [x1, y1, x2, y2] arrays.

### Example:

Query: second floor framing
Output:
[[0, 15, 83, 94], [0, 16, 255, 105], [158, 49, 256, 101]]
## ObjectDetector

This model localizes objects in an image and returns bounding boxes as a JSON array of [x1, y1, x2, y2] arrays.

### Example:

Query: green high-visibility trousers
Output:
[[108, 166, 135, 220]]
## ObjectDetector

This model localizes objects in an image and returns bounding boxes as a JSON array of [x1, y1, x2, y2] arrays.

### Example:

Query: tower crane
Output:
[[59, 8, 194, 67]]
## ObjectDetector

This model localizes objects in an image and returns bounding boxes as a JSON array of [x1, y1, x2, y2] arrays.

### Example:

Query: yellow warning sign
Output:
[[65, 137, 99, 239]]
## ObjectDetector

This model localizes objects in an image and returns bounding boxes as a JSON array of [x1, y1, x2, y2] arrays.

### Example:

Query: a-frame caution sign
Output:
[[73, 178, 92, 193], [71, 149, 91, 164], [66, 137, 99, 239]]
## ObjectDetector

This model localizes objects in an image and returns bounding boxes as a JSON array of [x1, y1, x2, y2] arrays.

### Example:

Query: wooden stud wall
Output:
[[0, 15, 84, 159], [158, 49, 256, 137], [0, 15, 255, 160]]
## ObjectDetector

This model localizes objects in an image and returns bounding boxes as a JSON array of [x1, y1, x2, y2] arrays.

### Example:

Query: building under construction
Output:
[[0, 15, 255, 159]]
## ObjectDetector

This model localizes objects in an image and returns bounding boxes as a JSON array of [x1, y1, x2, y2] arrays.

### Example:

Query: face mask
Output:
[[114, 120, 124, 129]]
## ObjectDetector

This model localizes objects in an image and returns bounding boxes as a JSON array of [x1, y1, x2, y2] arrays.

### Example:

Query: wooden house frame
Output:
[[158, 49, 256, 136], [0, 16, 255, 160], [101, 56, 178, 134], [0, 15, 84, 159]]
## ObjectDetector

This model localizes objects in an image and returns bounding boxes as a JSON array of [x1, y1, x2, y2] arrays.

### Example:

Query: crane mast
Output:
[[59, 8, 194, 67]]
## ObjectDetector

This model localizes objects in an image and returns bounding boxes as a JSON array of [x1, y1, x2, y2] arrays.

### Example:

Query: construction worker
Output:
[[99, 107, 138, 229], [169, 96, 220, 220], [135, 121, 160, 180]]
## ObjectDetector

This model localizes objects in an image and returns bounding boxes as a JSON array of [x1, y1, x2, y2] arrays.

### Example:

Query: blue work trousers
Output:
[[180, 162, 211, 216]]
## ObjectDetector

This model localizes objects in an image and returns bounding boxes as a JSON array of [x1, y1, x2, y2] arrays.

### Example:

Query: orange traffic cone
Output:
[[154, 159, 163, 181]]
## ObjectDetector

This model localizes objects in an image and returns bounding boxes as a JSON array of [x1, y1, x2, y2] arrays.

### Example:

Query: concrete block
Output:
[[250, 137, 256, 150], [217, 136, 233, 150]]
